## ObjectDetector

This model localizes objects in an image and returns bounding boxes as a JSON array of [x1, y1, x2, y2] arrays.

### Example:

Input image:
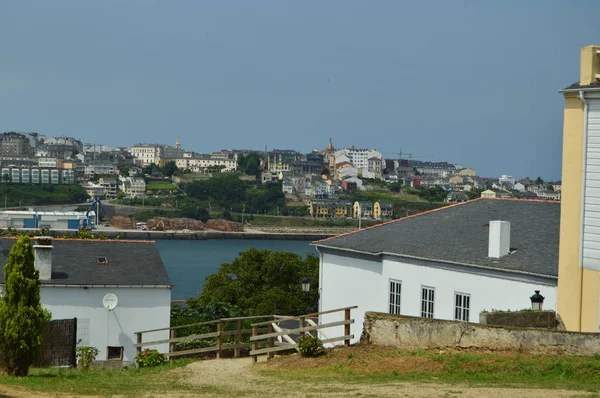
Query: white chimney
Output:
[[488, 221, 510, 259], [33, 237, 53, 281]]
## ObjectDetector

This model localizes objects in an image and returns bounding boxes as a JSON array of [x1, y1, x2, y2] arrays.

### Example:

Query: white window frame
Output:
[[421, 286, 435, 318], [388, 279, 402, 315], [454, 292, 471, 322]]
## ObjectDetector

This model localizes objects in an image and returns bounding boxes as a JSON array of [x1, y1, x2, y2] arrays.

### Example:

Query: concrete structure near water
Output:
[[0, 210, 92, 230]]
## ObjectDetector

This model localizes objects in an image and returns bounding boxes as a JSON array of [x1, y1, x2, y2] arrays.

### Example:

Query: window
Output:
[[107, 346, 123, 360], [96, 257, 109, 264], [389, 280, 402, 315], [421, 286, 435, 318], [455, 293, 470, 321]]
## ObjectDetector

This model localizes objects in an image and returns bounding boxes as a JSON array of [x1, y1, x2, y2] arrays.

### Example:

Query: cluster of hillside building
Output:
[[308, 200, 393, 219], [0, 130, 560, 203]]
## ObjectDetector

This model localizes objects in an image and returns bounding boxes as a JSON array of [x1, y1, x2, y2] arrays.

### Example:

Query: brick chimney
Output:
[[488, 221, 510, 259], [579, 45, 600, 86], [33, 237, 53, 281]]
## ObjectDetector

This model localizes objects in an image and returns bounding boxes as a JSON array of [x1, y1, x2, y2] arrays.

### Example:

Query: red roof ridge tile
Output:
[[0, 237, 155, 243]]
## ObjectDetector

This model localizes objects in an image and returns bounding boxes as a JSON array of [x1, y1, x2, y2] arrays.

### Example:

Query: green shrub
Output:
[[135, 349, 168, 368], [0, 236, 52, 376], [75, 346, 100, 370], [297, 335, 325, 357]]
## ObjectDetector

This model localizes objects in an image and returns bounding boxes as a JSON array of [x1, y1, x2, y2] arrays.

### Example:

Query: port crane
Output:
[[381, 150, 434, 166], [84, 199, 108, 229]]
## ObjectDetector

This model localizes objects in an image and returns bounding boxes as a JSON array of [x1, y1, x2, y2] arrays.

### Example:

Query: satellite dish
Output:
[[102, 293, 118, 310]]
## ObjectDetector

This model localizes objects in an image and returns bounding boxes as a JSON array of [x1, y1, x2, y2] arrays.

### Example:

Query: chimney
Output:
[[33, 237, 53, 281], [579, 45, 600, 86], [488, 221, 510, 259]]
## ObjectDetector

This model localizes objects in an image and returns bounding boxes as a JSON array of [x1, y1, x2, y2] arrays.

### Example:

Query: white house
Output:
[[498, 175, 516, 186], [313, 199, 559, 344], [0, 238, 172, 362]]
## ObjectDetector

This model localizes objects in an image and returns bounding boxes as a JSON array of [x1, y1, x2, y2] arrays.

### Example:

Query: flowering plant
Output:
[[135, 349, 168, 368]]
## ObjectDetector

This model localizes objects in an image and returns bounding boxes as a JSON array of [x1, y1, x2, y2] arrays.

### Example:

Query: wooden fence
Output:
[[135, 315, 285, 359], [135, 306, 357, 360], [249, 306, 357, 362]]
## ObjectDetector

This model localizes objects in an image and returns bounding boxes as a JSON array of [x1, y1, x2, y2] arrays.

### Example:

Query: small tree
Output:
[[0, 236, 51, 376]]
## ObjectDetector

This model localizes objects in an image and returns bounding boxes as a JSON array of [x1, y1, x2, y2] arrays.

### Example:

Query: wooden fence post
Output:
[[344, 308, 351, 347], [299, 316, 306, 337], [217, 320, 223, 359], [267, 323, 275, 360], [136, 333, 142, 354], [234, 319, 241, 358], [169, 328, 177, 355], [251, 325, 258, 363]]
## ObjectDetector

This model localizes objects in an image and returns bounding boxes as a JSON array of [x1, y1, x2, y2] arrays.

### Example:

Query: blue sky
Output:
[[1, 1, 598, 179]]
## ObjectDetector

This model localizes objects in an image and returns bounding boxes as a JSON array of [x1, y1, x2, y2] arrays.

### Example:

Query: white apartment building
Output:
[[175, 153, 237, 172], [499, 175, 516, 186], [334, 148, 383, 169], [119, 176, 146, 198], [128, 144, 164, 166], [38, 158, 63, 168], [0, 167, 74, 184]]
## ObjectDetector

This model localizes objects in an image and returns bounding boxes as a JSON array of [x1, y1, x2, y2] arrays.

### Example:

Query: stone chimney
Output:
[[488, 221, 510, 259], [33, 237, 53, 281], [579, 45, 600, 86]]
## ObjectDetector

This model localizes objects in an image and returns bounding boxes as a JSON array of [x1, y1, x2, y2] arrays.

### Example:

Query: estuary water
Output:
[[155, 240, 316, 300]]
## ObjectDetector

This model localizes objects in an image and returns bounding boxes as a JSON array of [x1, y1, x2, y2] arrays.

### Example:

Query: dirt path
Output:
[[177, 357, 598, 398]]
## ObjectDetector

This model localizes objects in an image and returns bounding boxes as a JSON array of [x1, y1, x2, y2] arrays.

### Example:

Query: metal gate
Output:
[[34, 318, 77, 367]]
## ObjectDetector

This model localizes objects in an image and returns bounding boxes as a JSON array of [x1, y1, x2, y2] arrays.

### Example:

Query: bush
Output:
[[0, 236, 52, 376], [135, 349, 168, 368], [297, 335, 325, 357], [75, 346, 100, 370]]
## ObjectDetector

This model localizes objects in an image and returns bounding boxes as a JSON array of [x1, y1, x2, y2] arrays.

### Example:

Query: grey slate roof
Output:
[[0, 239, 171, 286], [314, 199, 560, 277], [562, 81, 600, 91]]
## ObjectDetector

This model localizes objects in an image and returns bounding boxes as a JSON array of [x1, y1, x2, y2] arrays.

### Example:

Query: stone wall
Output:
[[362, 312, 600, 355], [479, 310, 565, 330]]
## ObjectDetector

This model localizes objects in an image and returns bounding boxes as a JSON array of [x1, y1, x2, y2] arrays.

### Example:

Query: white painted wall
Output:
[[41, 287, 171, 362], [319, 252, 557, 344]]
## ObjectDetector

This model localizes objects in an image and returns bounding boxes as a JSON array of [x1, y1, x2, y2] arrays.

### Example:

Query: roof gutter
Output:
[[559, 86, 600, 94], [578, 89, 589, 332], [0, 284, 173, 289]]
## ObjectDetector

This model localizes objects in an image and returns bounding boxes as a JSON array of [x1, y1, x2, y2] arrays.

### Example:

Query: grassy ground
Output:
[[146, 181, 177, 190], [0, 360, 197, 397], [3, 346, 600, 397], [260, 345, 600, 391]]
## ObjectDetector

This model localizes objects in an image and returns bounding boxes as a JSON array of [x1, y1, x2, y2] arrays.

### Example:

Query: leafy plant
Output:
[[297, 335, 325, 357], [135, 349, 168, 368], [193, 249, 319, 316], [0, 236, 52, 376], [75, 346, 100, 370]]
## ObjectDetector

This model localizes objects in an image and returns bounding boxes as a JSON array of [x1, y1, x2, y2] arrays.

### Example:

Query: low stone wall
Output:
[[362, 312, 600, 355], [479, 310, 565, 330]]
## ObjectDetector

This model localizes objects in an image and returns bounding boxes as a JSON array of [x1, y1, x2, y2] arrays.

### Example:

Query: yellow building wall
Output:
[[581, 269, 600, 331], [373, 202, 381, 219], [558, 95, 584, 331], [580, 46, 600, 86]]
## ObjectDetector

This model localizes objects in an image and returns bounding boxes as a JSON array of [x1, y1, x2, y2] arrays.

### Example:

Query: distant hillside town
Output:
[[0, 132, 560, 210]]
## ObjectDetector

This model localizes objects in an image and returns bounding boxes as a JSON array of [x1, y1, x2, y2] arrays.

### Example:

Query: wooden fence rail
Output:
[[135, 315, 276, 359], [249, 306, 357, 362], [134, 306, 358, 361]]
